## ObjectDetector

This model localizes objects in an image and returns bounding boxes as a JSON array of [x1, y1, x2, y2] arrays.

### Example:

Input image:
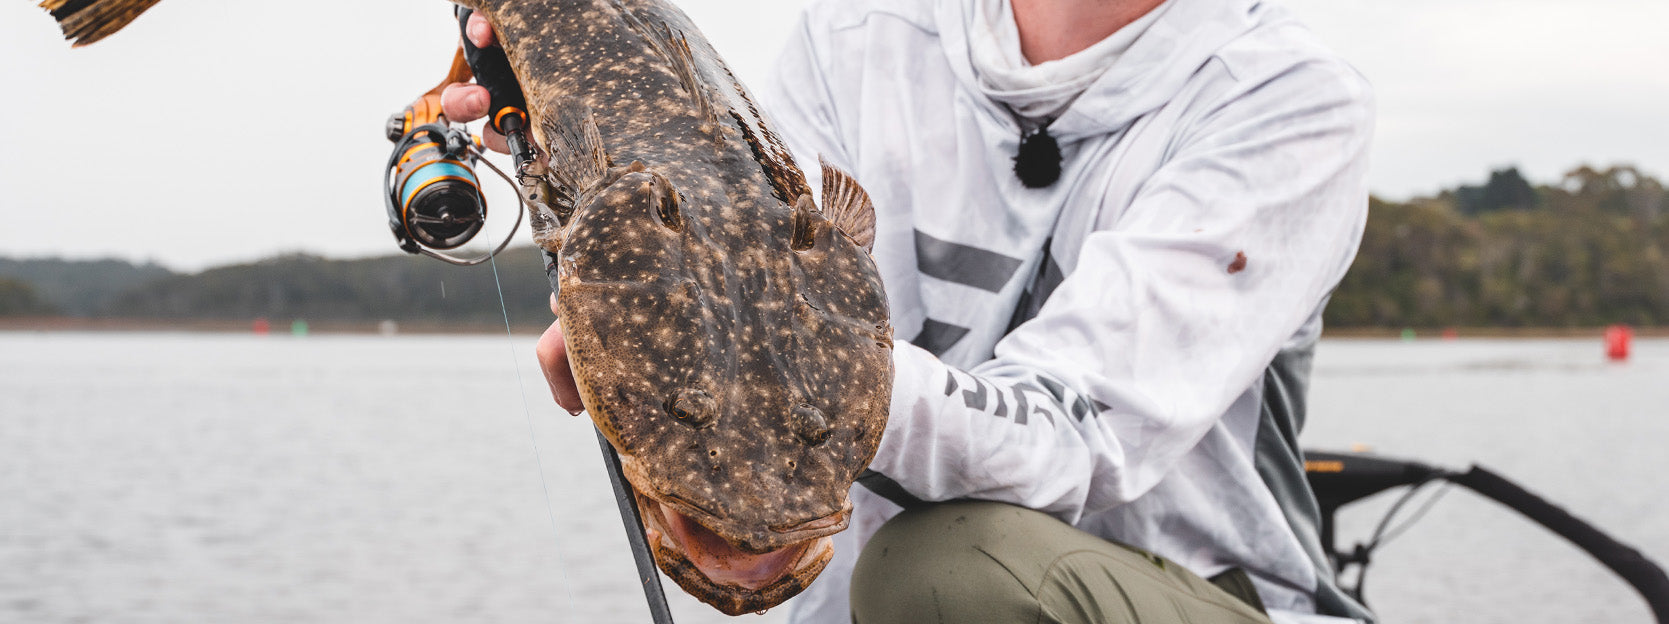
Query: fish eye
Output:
[[666, 389, 718, 428], [791, 403, 832, 446]]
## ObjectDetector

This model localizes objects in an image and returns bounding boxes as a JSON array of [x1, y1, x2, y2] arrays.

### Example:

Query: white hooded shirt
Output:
[[967, 0, 1171, 121], [759, 0, 1376, 622]]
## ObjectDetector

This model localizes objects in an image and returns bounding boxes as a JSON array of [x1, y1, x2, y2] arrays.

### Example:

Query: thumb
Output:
[[466, 11, 497, 48]]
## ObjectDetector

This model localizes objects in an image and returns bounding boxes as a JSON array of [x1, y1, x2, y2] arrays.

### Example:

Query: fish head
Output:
[[552, 164, 893, 615]]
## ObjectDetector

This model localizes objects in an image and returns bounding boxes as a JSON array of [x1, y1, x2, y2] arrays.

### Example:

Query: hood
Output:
[[935, 0, 1268, 142]]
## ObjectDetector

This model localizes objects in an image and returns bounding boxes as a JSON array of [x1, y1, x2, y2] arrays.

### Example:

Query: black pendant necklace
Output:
[[999, 103, 1064, 188], [1013, 122, 1062, 188]]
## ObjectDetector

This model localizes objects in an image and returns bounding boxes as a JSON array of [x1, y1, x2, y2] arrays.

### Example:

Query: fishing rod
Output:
[[595, 429, 677, 623], [381, 8, 677, 623], [1306, 449, 1669, 622]]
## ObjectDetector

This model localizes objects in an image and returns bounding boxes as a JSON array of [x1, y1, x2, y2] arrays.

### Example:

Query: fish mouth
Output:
[[636, 493, 841, 615]]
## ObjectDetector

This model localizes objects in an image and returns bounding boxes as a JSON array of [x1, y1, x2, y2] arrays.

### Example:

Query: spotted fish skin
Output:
[[458, 0, 894, 615]]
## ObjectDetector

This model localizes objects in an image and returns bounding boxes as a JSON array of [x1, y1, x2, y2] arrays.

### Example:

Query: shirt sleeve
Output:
[[868, 61, 1376, 523], [757, 11, 854, 201]]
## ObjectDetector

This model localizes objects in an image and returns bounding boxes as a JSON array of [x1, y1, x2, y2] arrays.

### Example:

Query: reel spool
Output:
[[382, 92, 524, 266], [387, 121, 484, 251]]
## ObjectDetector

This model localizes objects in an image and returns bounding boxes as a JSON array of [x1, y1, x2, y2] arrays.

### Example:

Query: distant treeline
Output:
[[0, 276, 60, 316], [0, 257, 171, 317], [1327, 165, 1669, 328], [3, 164, 1667, 330], [0, 248, 557, 330]]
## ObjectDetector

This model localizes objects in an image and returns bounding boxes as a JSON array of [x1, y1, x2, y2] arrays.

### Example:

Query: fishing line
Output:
[[1371, 481, 1454, 547], [1345, 477, 1456, 601], [486, 247, 578, 620]]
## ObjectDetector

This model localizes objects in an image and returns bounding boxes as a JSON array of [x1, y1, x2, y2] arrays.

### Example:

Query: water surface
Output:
[[1, 332, 1664, 623]]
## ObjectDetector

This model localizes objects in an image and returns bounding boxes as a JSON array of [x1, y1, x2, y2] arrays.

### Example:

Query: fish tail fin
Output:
[[41, 0, 164, 47]]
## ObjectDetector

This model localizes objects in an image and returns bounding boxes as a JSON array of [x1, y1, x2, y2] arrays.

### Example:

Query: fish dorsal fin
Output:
[[619, 10, 720, 135], [42, 0, 163, 47], [819, 159, 877, 252], [542, 103, 613, 220]]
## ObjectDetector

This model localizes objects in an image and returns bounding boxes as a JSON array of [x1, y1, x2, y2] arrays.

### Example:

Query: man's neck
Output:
[[1010, 0, 1168, 64]]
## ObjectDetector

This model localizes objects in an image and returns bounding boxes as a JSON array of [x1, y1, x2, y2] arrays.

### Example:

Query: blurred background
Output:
[[2, 0, 1666, 622]]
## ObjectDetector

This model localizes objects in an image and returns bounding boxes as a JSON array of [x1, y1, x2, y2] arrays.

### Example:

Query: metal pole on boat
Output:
[[1308, 450, 1669, 623]]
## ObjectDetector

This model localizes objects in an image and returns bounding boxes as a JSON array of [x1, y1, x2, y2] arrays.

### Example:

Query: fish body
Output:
[[460, 0, 895, 614], [43, 0, 895, 615]]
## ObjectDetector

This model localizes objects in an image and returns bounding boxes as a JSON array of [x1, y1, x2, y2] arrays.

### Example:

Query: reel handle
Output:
[[456, 8, 529, 135], [456, 7, 536, 177]]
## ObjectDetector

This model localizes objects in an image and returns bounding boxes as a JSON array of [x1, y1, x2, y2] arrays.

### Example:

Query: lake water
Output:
[[1, 332, 1664, 623]]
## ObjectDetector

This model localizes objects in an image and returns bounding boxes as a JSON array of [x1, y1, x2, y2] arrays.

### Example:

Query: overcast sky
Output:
[[2, 0, 1666, 271]]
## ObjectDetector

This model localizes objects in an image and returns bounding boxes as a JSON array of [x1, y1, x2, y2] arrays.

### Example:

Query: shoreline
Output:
[[0, 317, 547, 336], [1322, 326, 1669, 339], [2, 317, 1664, 339]]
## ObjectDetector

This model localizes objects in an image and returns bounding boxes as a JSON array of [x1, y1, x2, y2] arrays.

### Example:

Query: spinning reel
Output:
[[382, 92, 523, 265], [382, 7, 538, 267]]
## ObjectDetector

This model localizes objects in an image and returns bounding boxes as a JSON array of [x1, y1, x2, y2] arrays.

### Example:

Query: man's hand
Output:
[[440, 12, 509, 153], [536, 294, 586, 415], [447, 13, 576, 412]]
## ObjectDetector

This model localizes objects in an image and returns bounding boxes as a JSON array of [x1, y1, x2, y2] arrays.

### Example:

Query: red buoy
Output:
[[1604, 324, 1632, 361], [253, 318, 271, 335]]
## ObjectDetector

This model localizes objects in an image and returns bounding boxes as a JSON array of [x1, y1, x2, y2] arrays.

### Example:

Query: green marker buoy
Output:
[[1400, 328, 1416, 342], [291, 319, 309, 337]]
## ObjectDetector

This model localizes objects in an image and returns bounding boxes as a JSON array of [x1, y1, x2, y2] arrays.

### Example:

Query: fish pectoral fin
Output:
[[43, 0, 164, 47], [819, 159, 877, 252], [543, 102, 614, 221]]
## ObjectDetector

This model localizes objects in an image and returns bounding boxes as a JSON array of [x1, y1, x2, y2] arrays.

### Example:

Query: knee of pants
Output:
[[847, 502, 1273, 624], [849, 501, 1047, 624]]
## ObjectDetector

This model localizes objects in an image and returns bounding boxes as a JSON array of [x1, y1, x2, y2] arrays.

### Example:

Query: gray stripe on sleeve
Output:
[[1035, 376, 1067, 403], [1011, 388, 1030, 426], [914, 230, 1024, 293], [857, 469, 926, 510], [961, 379, 988, 410], [911, 319, 970, 356]]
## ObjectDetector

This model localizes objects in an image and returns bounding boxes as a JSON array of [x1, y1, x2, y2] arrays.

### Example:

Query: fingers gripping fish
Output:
[[41, 0, 896, 616]]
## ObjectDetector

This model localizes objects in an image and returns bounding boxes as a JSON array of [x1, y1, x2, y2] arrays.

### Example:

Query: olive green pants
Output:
[[850, 501, 1274, 624]]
